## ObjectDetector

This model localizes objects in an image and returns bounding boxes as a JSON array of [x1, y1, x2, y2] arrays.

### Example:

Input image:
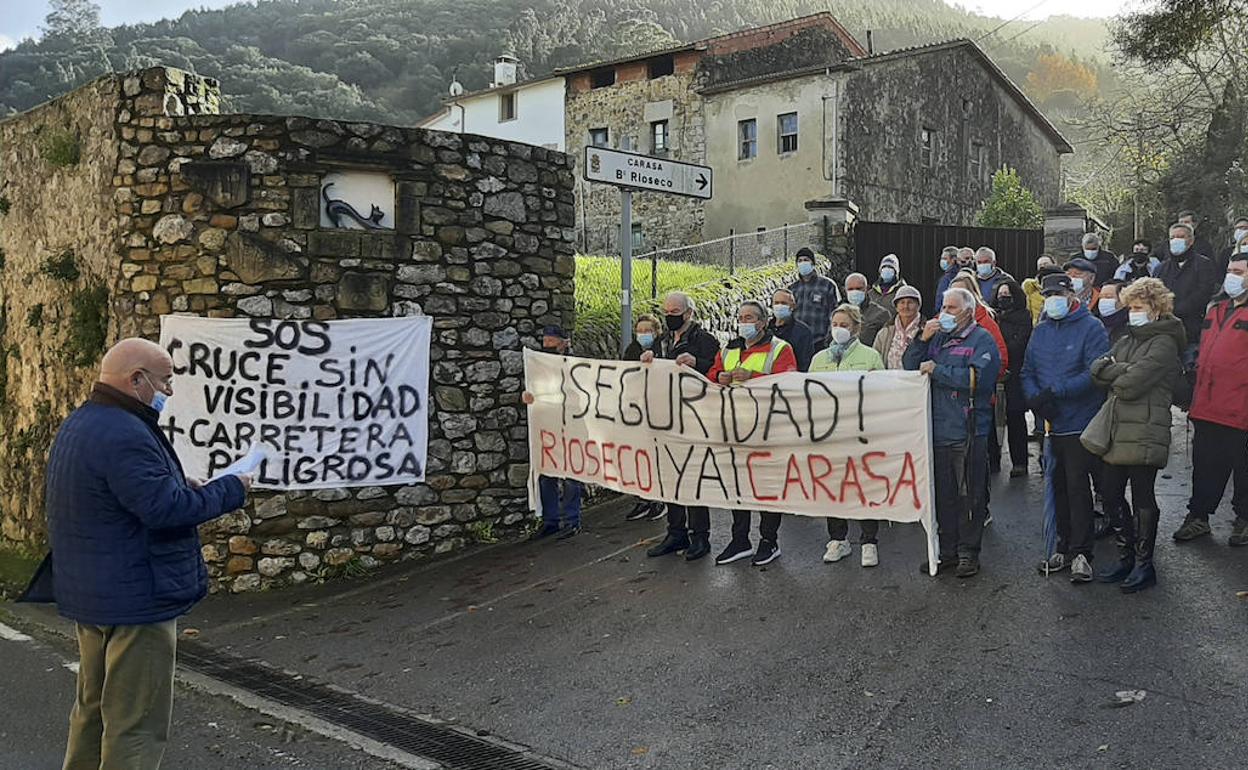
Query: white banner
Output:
[[524, 351, 936, 564], [159, 316, 431, 490]]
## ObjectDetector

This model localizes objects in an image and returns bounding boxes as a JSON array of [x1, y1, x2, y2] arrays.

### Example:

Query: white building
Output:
[[418, 56, 566, 151]]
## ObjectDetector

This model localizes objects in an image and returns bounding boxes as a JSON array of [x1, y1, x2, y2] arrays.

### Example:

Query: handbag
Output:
[[1080, 395, 1116, 457]]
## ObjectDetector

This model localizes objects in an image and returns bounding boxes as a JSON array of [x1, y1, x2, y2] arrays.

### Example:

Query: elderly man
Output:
[[844, 272, 891, 346], [768, 287, 815, 371], [1064, 256, 1100, 310], [39, 338, 250, 770], [1023, 274, 1110, 583], [973, 246, 1013, 302], [933, 245, 961, 314], [1157, 222, 1220, 348], [707, 301, 798, 567], [903, 287, 1001, 578], [1176, 209, 1216, 261], [869, 253, 909, 316], [1073, 232, 1119, 287], [788, 246, 843, 347], [644, 291, 722, 561]]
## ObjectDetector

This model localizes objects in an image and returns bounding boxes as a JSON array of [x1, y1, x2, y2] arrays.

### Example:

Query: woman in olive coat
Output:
[[1087, 278, 1186, 592]]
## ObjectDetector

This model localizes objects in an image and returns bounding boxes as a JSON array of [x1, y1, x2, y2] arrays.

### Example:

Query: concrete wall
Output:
[[703, 73, 843, 239], [0, 67, 578, 592], [423, 78, 566, 151], [838, 46, 1064, 226]]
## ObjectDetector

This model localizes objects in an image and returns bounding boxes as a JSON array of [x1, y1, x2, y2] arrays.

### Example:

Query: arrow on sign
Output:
[[696, 173, 708, 191]]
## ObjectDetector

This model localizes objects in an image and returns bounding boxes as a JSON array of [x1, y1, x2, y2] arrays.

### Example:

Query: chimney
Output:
[[492, 55, 519, 88]]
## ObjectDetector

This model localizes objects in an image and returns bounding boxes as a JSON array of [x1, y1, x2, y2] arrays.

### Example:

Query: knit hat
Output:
[[541, 324, 568, 338], [892, 285, 922, 306], [879, 253, 900, 271], [795, 247, 816, 262]]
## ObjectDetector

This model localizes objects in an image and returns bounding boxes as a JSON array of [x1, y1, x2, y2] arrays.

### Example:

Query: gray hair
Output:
[[944, 287, 978, 312], [957, 247, 975, 260], [739, 300, 768, 321], [665, 290, 696, 315], [1081, 232, 1102, 247], [941, 245, 959, 258], [772, 288, 796, 303], [1169, 222, 1194, 239], [975, 246, 996, 263], [845, 272, 868, 289]]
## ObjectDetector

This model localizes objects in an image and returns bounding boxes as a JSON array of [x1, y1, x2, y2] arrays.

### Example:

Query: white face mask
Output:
[[1225, 272, 1247, 298], [1097, 298, 1118, 317], [830, 326, 853, 345], [1128, 311, 1151, 327]]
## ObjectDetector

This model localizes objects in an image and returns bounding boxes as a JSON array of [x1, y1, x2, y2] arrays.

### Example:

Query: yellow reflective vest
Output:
[[722, 337, 791, 375]]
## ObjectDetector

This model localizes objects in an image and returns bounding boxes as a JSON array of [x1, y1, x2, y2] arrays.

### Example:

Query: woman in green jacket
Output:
[[810, 304, 885, 567], [1087, 278, 1186, 593]]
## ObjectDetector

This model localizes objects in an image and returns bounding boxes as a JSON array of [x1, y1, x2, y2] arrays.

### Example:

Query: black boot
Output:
[[1096, 512, 1134, 583], [646, 533, 688, 558], [684, 534, 710, 561], [1121, 507, 1157, 593]]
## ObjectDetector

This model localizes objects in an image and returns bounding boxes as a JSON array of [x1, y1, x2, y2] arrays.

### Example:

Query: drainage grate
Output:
[[179, 641, 570, 770]]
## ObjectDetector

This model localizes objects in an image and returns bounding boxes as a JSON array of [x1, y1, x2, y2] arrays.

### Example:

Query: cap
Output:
[[1041, 274, 1072, 295], [1065, 257, 1097, 275], [795, 247, 815, 261], [893, 285, 922, 306], [541, 324, 568, 338], [1037, 264, 1065, 280], [880, 253, 900, 270]]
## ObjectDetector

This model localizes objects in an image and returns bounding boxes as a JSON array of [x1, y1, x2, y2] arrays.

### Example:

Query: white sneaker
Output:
[[823, 540, 852, 563], [861, 543, 879, 568]]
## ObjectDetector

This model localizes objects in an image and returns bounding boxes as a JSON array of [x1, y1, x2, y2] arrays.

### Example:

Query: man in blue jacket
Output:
[[904, 287, 1001, 578], [1023, 274, 1110, 583], [933, 245, 961, 314], [43, 338, 250, 769]]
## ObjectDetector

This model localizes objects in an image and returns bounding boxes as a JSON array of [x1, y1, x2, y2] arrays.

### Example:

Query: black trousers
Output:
[[731, 509, 781, 545], [933, 437, 989, 559], [1102, 464, 1158, 520], [1050, 434, 1098, 559], [826, 517, 879, 544], [666, 505, 710, 539], [1188, 419, 1248, 521], [1004, 378, 1030, 467]]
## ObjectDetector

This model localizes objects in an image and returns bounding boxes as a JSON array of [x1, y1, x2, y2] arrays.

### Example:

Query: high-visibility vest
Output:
[[722, 337, 790, 375]]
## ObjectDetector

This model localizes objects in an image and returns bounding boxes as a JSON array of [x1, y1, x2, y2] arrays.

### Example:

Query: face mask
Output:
[[1239, 245, 1248, 255], [880, 267, 896, 283], [829, 326, 852, 345], [797, 261, 814, 277], [976, 263, 993, 277], [1235, 228, 1248, 244], [542, 345, 561, 354], [1070, 277, 1085, 294], [773, 304, 792, 321], [738, 322, 758, 340], [1132, 251, 1149, 264], [1044, 295, 1070, 319], [665, 313, 686, 332], [938, 312, 958, 332], [1128, 311, 1151, 327], [1170, 238, 1188, 257], [997, 295, 1014, 309], [940, 258, 950, 272], [637, 332, 655, 348], [1098, 298, 1119, 316], [1224, 272, 1246, 298], [1083, 249, 1098, 259], [140, 373, 168, 413], [847, 289, 866, 305]]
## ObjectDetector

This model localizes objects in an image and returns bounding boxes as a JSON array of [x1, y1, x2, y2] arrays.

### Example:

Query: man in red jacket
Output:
[[1173, 253, 1248, 546], [707, 301, 798, 567]]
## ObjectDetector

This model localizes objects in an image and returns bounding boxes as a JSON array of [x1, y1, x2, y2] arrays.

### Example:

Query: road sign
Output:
[[583, 147, 713, 200]]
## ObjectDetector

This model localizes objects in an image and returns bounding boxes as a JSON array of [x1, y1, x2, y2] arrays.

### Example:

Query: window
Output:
[[651, 120, 669, 153], [738, 119, 757, 160], [498, 92, 516, 122], [647, 55, 675, 79], [777, 112, 798, 154], [620, 134, 637, 152], [970, 141, 984, 182], [631, 223, 644, 251], [589, 127, 610, 148], [921, 127, 935, 169], [590, 68, 616, 89]]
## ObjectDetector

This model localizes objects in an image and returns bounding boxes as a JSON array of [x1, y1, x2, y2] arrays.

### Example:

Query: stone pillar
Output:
[[1044, 202, 1108, 259], [805, 197, 858, 278]]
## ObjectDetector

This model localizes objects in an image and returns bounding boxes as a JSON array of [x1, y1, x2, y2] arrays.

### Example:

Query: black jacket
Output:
[[991, 280, 1031, 380], [658, 321, 720, 376], [1156, 251, 1220, 345], [769, 318, 815, 372], [1072, 249, 1120, 287]]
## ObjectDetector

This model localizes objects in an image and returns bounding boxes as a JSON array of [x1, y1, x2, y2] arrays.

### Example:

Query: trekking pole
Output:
[[965, 367, 978, 526]]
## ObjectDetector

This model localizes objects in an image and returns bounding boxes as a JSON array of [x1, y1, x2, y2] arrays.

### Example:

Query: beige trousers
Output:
[[63, 619, 177, 770]]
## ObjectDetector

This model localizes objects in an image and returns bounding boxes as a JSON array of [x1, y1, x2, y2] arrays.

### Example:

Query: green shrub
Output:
[[39, 127, 81, 167], [65, 284, 109, 367], [41, 249, 80, 282]]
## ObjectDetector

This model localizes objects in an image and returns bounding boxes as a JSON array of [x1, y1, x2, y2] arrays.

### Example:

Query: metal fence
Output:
[[632, 222, 815, 298]]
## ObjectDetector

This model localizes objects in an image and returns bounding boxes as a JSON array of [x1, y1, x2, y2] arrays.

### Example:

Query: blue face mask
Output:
[[797, 261, 814, 277], [1045, 295, 1070, 319], [1083, 249, 1098, 259], [940, 258, 950, 272], [151, 391, 168, 413], [938, 312, 958, 332], [637, 332, 655, 349], [738, 322, 757, 340], [976, 263, 993, 278], [1070, 277, 1085, 294], [847, 289, 866, 305], [880, 267, 897, 283], [773, 304, 792, 321], [1170, 238, 1188, 256], [1225, 273, 1246, 298]]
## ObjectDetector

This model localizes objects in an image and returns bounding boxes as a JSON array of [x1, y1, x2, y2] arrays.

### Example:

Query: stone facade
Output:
[[0, 67, 577, 591]]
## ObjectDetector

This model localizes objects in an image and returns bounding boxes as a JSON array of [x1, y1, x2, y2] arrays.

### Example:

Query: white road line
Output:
[[0, 621, 33, 642]]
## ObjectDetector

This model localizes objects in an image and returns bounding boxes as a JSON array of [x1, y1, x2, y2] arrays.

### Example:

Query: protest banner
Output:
[[158, 316, 431, 490], [524, 351, 937, 568]]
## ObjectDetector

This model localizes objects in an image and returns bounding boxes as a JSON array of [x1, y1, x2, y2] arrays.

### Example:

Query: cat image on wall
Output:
[[322, 182, 387, 230]]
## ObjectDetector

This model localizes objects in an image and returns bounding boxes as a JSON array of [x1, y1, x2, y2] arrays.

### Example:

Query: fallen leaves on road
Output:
[[631, 747, 649, 756], [1112, 689, 1146, 707], [1235, 590, 1248, 599], [616, 697, 631, 707]]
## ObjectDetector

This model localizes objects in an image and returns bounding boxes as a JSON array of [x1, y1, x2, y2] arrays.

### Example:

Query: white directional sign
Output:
[[583, 147, 713, 200]]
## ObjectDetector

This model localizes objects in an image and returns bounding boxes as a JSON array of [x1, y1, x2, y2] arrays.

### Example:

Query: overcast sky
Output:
[[0, 0, 1138, 52]]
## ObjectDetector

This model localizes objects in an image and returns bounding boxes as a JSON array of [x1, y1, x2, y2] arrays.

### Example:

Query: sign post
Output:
[[583, 147, 713, 354]]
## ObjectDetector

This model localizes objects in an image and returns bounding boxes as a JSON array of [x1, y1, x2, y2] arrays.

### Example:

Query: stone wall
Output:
[[0, 67, 578, 592]]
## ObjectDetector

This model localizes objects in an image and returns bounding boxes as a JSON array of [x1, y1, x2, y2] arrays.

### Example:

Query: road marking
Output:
[[0, 621, 33, 642]]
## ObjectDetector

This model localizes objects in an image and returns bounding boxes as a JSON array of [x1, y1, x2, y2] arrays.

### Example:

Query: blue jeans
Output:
[[539, 476, 582, 528]]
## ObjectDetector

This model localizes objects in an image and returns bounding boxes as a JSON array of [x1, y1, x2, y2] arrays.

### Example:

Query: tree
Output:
[[976, 167, 1045, 229], [42, 0, 102, 41], [1025, 52, 1098, 107]]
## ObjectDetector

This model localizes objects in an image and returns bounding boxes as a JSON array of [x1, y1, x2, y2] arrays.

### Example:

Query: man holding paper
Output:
[[34, 338, 251, 770]]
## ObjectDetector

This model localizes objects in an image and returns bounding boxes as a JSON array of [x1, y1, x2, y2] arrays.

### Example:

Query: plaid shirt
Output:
[[788, 275, 843, 344]]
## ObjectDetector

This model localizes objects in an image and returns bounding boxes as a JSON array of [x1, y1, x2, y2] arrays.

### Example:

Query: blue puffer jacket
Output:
[[903, 323, 1001, 446], [1022, 302, 1110, 436], [45, 385, 246, 625]]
